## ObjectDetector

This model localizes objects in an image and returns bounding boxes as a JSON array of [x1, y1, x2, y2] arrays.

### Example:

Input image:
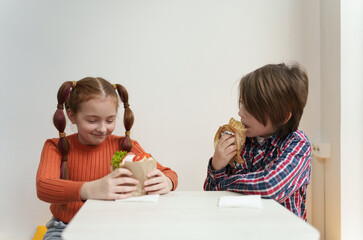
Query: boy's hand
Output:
[[80, 168, 139, 201], [144, 169, 173, 195], [211, 134, 237, 170]]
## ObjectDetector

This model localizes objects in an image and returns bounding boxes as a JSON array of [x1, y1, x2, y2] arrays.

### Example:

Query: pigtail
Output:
[[52, 81, 75, 180], [114, 84, 134, 152]]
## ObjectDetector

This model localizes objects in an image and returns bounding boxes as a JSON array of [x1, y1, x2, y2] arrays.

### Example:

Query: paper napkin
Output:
[[115, 194, 159, 203], [218, 195, 262, 209]]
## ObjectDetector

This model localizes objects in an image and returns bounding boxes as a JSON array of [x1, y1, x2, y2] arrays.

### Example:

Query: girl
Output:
[[37, 77, 178, 239]]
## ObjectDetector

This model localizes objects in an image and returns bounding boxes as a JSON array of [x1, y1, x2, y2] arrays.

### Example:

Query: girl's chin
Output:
[[93, 134, 107, 139], [91, 135, 107, 142], [78, 134, 107, 145]]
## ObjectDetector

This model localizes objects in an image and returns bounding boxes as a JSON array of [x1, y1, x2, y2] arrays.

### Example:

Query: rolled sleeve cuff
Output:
[[207, 158, 228, 181], [65, 181, 86, 202]]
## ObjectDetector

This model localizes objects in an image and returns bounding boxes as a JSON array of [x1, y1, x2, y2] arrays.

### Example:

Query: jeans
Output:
[[43, 217, 68, 240]]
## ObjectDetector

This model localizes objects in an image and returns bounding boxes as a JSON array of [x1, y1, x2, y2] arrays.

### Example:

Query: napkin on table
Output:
[[218, 195, 262, 209], [115, 194, 159, 203]]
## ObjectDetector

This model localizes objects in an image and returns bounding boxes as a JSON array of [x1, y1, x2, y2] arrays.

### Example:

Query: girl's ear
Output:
[[283, 112, 292, 124], [67, 109, 77, 124]]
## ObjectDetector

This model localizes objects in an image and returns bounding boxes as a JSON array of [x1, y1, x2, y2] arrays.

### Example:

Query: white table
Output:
[[62, 191, 320, 240]]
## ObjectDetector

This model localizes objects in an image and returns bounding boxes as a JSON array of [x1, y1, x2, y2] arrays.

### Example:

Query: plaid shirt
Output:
[[204, 130, 311, 220]]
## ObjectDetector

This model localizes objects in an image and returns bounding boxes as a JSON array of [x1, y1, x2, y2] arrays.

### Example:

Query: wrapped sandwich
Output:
[[214, 118, 247, 165], [111, 151, 157, 196]]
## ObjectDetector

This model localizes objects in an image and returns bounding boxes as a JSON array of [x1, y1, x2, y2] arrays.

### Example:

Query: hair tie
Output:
[[112, 84, 117, 89], [72, 81, 77, 88], [59, 132, 66, 138], [124, 103, 130, 109], [125, 131, 130, 136], [57, 104, 64, 110]]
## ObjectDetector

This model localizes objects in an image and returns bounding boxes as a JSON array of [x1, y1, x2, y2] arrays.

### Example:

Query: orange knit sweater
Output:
[[36, 134, 178, 223]]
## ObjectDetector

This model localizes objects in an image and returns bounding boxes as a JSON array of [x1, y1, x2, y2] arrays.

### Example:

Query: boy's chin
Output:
[[244, 130, 254, 138]]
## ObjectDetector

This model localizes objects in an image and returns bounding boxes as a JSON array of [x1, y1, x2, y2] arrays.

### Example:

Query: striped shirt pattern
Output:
[[204, 130, 311, 220]]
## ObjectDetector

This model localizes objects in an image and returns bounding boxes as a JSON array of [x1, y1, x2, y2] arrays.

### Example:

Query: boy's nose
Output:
[[238, 108, 246, 118]]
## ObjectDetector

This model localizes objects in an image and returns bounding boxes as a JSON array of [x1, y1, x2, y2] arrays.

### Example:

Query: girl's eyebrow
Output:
[[85, 115, 116, 118]]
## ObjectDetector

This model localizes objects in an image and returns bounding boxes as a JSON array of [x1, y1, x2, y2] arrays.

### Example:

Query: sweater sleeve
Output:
[[36, 139, 85, 204], [132, 140, 178, 191]]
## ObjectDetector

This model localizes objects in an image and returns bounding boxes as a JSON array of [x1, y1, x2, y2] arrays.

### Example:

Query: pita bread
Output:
[[214, 118, 247, 165]]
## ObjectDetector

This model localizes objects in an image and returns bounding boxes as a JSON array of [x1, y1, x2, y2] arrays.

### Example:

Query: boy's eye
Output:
[[87, 120, 96, 123], [238, 99, 243, 107], [107, 120, 114, 123]]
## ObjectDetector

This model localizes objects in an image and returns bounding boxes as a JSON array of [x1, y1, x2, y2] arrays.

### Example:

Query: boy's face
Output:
[[67, 96, 117, 145], [238, 105, 275, 138]]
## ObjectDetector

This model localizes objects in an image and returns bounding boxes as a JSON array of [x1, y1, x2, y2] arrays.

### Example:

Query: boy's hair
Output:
[[53, 77, 134, 179], [239, 62, 308, 139]]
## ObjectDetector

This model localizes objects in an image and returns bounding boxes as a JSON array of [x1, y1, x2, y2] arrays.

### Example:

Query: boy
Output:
[[204, 63, 311, 220]]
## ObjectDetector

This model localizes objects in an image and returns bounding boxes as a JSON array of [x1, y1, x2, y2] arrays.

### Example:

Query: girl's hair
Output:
[[239, 62, 308, 139], [53, 77, 134, 179]]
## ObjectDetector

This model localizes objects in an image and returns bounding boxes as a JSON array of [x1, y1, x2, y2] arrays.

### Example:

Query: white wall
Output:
[[320, 0, 341, 240], [0, 1, 321, 239], [341, 0, 363, 239], [320, 0, 363, 239], [320, 0, 341, 239], [300, 0, 321, 226]]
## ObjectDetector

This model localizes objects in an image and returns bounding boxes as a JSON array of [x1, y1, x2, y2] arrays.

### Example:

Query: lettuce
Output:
[[111, 150, 128, 169]]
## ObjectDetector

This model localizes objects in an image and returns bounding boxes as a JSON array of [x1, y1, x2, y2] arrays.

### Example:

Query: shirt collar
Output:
[[250, 131, 281, 147]]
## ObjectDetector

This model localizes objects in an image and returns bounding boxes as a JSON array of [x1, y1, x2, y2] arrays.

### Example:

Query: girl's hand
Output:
[[80, 168, 139, 200], [144, 169, 173, 195], [211, 134, 237, 170]]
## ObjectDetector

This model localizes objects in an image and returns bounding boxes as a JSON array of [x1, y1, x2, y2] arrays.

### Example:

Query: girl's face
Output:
[[67, 96, 117, 145], [238, 105, 275, 138]]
